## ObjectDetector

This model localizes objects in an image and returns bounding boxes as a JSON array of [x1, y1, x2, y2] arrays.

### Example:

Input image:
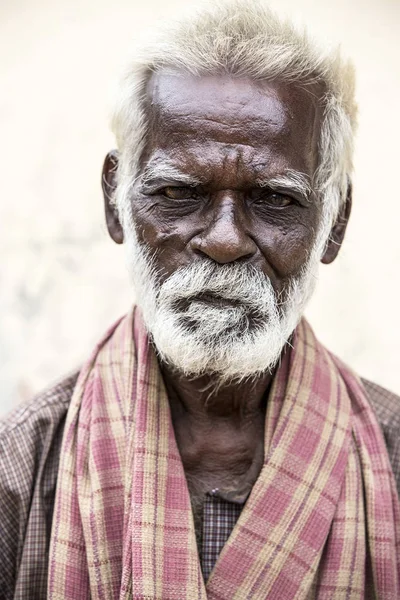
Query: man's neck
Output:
[[161, 365, 273, 424], [161, 365, 273, 518], [160, 365, 275, 549]]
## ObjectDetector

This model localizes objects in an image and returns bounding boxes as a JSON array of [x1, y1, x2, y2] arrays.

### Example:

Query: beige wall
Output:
[[1, 0, 399, 416]]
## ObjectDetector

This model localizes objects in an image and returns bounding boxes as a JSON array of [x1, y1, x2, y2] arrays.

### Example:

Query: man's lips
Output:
[[188, 293, 242, 308], [171, 293, 266, 330]]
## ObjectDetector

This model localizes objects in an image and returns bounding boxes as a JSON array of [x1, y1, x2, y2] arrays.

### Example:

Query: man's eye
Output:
[[267, 193, 293, 207], [162, 186, 194, 200], [254, 191, 294, 208]]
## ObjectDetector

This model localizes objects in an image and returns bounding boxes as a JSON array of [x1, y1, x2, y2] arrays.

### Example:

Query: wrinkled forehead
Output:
[[143, 71, 324, 176]]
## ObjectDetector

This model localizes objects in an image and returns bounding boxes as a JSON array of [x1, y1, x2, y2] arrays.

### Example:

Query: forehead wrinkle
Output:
[[155, 111, 291, 145], [159, 111, 286, 131], [148, 74, 293, 144], [148, 107, 315, 178], [146, 72, 324, 178]]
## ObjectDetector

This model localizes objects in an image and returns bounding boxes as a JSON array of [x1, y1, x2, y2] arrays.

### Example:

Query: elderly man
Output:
[[1, 2, 400, 599]]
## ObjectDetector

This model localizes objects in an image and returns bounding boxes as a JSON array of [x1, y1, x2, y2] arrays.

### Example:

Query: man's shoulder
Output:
[[0, 369, 78, 498], [0, 371, 78, 599], [0, 371, 77, 439], [361, 377, 400, 493], [0, 369, 78, 500], [361, 377, 400, 430], [0, 371, 398, 463]]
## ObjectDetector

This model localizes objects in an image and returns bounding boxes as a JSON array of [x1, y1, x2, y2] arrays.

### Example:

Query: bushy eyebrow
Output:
[[141, 161, 312, 201], [141, 161, 203, 188], [256, 170, 313, 202]]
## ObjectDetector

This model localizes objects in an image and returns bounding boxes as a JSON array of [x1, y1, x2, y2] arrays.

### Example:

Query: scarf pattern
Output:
[[48, 309, 400, 599]]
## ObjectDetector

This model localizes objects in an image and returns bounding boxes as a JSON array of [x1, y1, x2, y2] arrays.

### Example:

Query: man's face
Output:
[[133, 72, 324, 293], [111, 73, 329, 381]]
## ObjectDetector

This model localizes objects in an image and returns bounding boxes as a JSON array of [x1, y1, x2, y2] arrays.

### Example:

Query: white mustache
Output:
[[158, 260, 278, 315]]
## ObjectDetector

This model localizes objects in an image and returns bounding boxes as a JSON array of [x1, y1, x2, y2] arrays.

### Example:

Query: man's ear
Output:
[[321, 181, 352, 264], [102, 150, 124, 244]]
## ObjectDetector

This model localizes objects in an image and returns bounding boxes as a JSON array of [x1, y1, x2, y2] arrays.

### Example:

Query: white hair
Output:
[[111, 0, 357, 247]]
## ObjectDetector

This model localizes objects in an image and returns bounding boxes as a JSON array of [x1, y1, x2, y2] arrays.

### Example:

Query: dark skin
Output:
[[102, 72, 351, 523]]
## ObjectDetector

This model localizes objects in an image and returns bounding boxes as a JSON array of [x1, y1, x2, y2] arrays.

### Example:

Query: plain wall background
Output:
[[1, 0, 399, 416]]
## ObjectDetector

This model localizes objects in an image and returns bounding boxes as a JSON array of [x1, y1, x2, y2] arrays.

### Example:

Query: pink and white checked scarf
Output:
[[48, 308, 400, 599]]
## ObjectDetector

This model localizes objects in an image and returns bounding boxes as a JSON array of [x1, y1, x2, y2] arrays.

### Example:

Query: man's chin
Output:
[[171, 303, 269, 336], [159, 349, 280, 385], [148, 316, 290, 383]]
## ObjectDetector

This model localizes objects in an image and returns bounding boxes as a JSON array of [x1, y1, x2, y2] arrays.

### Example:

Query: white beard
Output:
[[123, 224, 321, 384]]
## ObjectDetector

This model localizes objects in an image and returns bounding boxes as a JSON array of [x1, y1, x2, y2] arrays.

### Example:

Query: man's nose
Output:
[[190, 194, 257, 264]]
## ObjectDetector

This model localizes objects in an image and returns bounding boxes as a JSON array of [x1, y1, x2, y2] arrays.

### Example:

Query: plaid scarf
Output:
[[48, 308, 400, 599]]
